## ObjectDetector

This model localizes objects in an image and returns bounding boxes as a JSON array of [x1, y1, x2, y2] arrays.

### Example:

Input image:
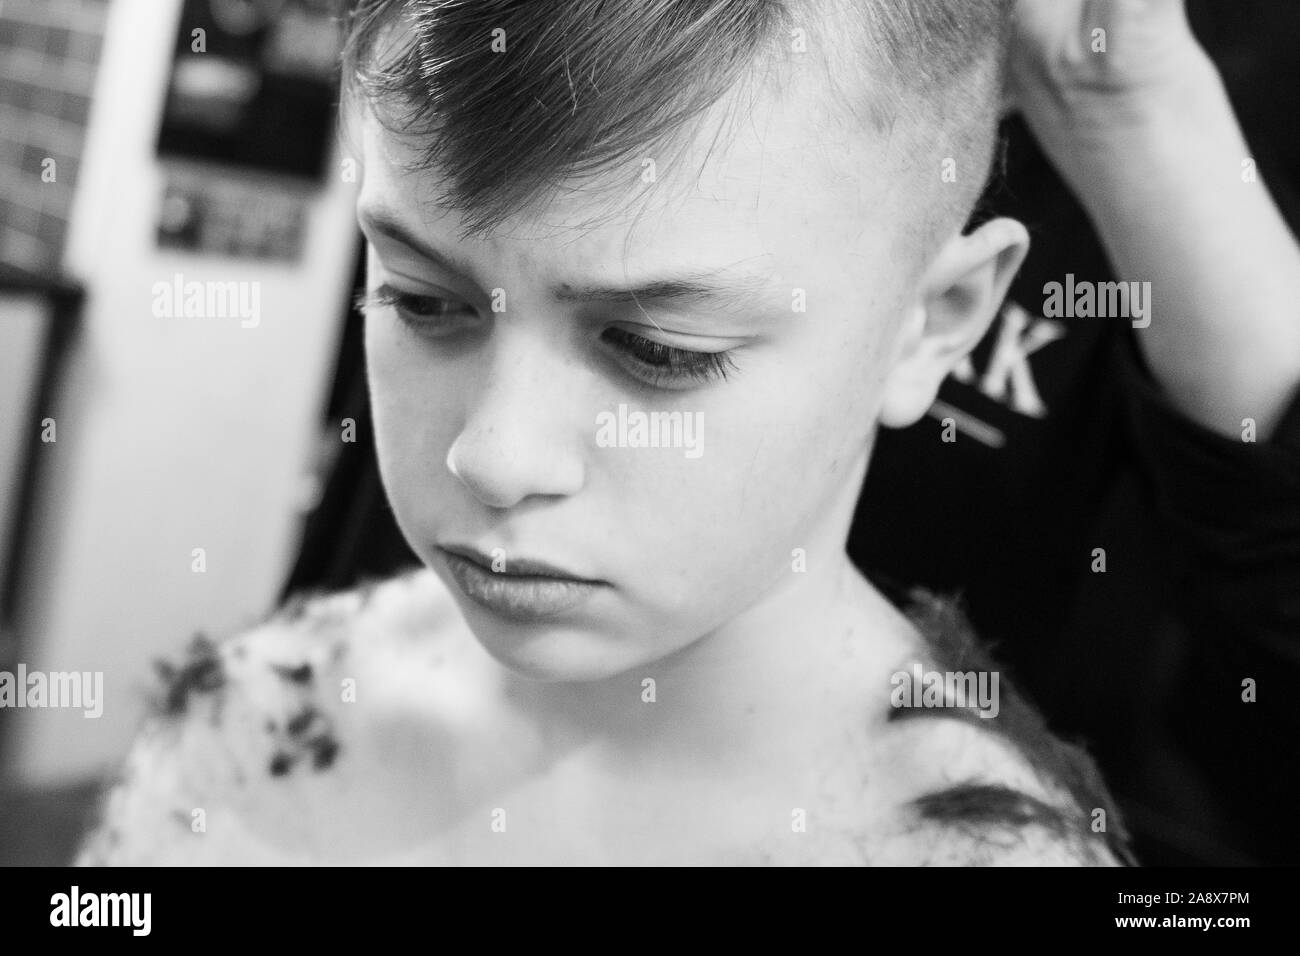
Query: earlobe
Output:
[[877, 218, 1030, 429]]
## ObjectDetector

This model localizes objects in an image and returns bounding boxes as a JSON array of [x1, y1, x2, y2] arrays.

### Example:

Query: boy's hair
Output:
[[339, 0, 1013, 242]]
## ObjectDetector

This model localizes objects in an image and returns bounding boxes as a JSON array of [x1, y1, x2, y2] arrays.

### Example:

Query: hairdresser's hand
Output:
[[1006, 0, 1215, 169], [1006, 0, 1300, 441]]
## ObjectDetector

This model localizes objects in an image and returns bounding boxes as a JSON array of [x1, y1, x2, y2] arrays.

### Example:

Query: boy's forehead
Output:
[[355, 61, 909, 276]]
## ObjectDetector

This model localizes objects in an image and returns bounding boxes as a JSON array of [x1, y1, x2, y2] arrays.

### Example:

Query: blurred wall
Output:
[[6, 0, 360, 785]]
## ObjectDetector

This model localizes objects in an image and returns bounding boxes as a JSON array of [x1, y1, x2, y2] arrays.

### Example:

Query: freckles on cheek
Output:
[[365, 321, 444, 416], [364, 339, 413, 443], [364, 333, 454, 498], [362, 316, 405, 402], [691, 425, 812, 531], [727, 392, 862, 523]]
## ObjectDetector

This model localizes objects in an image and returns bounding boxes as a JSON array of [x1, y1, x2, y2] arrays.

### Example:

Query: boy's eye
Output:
[[356, 284, 475, 333], [601, 327, 737, 388], [358, 285, 737, 388]]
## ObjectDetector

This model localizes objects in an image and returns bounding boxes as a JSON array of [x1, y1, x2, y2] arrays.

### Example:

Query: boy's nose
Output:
[[444, 336, 586, 509]]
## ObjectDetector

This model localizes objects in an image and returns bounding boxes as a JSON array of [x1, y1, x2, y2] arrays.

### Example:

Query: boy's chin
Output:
[[460, 610, 661, 684]]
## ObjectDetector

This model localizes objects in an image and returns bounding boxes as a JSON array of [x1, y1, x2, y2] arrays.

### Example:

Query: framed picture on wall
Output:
[[155, 0, 340, 181]]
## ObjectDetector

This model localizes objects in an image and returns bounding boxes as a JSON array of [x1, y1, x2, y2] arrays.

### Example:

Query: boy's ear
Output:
[[878, 217, 1030, 429]]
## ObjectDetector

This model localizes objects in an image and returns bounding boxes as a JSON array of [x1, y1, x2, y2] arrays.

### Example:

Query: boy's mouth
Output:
[[436, 544, 606, 620], [437, 544, 601, 582]]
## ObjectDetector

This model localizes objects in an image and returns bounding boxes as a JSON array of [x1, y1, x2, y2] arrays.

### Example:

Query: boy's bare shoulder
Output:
[[75, 567, 476, 866], [867, 590, 1133, 867], [869, 713, 1122, 866]]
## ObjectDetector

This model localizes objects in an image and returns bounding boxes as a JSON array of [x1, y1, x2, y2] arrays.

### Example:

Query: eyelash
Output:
[[599, 327, 737, 386], [356, 284, 739, 387], [356, 286, 471, 327]]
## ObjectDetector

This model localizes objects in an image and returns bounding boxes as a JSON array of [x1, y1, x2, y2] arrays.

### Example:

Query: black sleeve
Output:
[[1116, 327, 1300, 860]]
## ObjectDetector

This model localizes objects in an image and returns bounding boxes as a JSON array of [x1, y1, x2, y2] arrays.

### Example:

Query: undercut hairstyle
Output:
[[338, 0, 1013, 244]]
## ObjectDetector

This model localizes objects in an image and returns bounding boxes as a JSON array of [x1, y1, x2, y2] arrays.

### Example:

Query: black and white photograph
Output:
[[0, 0, 1295, 909]]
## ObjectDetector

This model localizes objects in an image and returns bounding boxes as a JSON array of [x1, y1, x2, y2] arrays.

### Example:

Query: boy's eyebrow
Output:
[[359, 206, 479, 279], [359, 204, 777, 311], [551, 268, 775, 310]]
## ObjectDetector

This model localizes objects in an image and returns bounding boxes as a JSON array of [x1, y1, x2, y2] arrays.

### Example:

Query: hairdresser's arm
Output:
[[1008, 0, 1300, 439]]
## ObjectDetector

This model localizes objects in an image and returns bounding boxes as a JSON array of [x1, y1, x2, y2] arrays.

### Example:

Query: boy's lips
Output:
[[436, 543, 602, 582], [435, 544, 606, 621]]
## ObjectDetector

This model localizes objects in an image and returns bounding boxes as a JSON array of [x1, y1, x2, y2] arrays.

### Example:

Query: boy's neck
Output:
[[501, 552, 915, 782]]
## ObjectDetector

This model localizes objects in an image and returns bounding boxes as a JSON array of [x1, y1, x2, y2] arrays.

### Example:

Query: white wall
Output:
[[8, 0, 360, 785]]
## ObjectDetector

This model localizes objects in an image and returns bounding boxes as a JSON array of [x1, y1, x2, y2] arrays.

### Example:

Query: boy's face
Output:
[[356, 58, 1016, 681]]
